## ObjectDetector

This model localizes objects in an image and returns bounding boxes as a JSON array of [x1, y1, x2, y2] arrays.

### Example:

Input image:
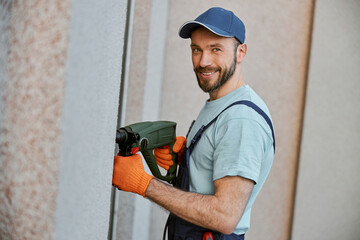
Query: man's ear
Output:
[[237, 43, 247, 63]]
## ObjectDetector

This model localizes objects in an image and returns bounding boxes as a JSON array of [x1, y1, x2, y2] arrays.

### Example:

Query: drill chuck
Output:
[[116, 130, 128, 144]]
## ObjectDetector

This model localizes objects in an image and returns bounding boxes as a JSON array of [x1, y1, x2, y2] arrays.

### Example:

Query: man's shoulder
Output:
[[220, 86, 271, 120], [215, 86, 274, 138]]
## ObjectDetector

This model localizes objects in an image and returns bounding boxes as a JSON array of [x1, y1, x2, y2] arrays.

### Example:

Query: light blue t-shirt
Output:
[[186, 85, 274, 234]]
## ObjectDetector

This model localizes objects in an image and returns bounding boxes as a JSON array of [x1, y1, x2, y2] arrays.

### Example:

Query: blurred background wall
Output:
[[0, 0, 359, 240], [292, 0, 360, 239]]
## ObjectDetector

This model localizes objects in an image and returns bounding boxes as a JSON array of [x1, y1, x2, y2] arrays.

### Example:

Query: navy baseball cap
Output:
[[179, 7, 246, 44]]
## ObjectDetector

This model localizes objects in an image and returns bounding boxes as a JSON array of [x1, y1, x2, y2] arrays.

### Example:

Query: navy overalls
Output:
[[166, 101, 276, 240]]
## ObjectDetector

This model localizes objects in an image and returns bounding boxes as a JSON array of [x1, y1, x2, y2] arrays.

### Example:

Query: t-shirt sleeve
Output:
[[212, 118, 270, 184]]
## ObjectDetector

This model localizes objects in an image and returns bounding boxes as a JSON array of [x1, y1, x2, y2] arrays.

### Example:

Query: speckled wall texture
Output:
[[0, 0, 70, 239], [0, 0, 127, 239]]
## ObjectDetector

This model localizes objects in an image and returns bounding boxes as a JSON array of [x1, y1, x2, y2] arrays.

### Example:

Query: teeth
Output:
[[202, 72, 213, 76]]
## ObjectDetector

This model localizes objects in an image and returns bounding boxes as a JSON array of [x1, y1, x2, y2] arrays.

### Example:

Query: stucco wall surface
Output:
[[55, 0, 127, 239], [0, 1, 70, 239], [0, 0, 127, 239], [0, 1, 11, 124]]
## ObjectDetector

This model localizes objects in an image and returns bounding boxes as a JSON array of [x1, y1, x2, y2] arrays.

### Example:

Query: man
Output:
[[113, 7, 275, 240]]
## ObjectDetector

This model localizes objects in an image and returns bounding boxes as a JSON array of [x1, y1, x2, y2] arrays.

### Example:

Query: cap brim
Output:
[[179, 21, 234, 39]]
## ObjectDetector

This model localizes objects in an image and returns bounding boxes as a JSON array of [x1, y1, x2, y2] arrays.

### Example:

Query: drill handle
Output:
[[141, 148, 177, 183]]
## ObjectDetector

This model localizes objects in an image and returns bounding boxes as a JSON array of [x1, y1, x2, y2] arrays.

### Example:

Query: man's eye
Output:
[[213, 48, 221, 52]]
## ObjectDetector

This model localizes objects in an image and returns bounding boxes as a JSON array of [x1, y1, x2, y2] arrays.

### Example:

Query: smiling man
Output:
[[113, 7, 275, 240]]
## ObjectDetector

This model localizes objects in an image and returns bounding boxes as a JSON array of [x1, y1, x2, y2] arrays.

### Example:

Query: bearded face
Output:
[[194, 52, 237, 94], [190, 28, 241, 96]]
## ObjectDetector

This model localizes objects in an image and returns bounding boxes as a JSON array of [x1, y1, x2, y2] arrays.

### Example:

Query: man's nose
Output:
[[199, 51, 212, 67]]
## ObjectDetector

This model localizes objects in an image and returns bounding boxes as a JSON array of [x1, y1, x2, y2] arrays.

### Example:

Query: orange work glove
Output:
[[112, 154, 153, 197], [154, 136, 186, 170]]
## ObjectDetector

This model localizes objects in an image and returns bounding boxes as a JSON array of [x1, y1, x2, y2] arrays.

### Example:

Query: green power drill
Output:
[[115, 121, 177, 183]]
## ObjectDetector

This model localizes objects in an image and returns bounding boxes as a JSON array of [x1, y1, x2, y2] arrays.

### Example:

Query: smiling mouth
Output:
[[201, 72, 215, 76], [198, 69, 219, 78], [195, 67, 220, 79]]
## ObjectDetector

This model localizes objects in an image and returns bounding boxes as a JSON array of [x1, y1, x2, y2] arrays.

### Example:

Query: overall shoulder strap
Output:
[[227, 101, 275, 151], [191, 100, 275, 152]]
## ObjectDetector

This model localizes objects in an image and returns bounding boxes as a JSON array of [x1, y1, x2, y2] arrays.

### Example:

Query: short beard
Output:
[[195, 54, 237, 94]]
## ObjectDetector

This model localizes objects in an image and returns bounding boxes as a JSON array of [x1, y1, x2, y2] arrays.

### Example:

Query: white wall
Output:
[[55, 1, 127, 239]]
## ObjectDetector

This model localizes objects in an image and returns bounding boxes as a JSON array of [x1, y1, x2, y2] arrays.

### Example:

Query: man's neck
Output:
[[209, 74, 245, 101]]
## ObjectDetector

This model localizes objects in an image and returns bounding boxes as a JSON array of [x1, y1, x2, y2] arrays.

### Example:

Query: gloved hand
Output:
[[154, 136, 186, 170], [112, 154, 153, 197]]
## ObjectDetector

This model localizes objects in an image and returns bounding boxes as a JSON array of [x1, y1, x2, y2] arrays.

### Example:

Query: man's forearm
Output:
[[145, 177, 248, 234]]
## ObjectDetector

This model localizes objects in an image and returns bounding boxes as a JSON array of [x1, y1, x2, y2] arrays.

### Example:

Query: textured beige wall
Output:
[[125, 0, 153, 125], [161, 1, 314, 239], [0, 1, 70, 239]]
